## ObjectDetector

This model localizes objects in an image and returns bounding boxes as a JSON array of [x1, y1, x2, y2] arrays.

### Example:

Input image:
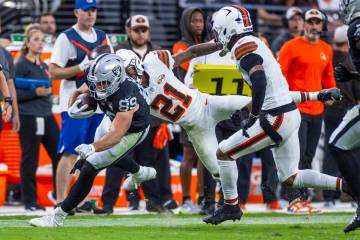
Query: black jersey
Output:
[[348, 18, 360, 72], [96, 78, 150, 133]]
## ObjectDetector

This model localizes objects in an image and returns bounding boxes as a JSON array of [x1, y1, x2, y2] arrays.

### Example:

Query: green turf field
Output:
[[0, 213, 359, 240]]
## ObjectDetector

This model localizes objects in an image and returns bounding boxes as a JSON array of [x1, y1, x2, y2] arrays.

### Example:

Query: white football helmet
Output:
[[339, 0, 360, 24], [115, 49, 144, 83], [211, 5, 253, 52], [87, 53, 126, 100]]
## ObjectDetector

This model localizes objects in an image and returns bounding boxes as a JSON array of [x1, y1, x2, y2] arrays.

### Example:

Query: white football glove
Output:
[[79, 55, 93, 71], [68, 98, 95, 119], [75, 144, 95, 159]]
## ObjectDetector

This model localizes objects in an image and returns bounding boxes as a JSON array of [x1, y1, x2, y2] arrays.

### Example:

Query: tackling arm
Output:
[[173, 42, 222, 67]]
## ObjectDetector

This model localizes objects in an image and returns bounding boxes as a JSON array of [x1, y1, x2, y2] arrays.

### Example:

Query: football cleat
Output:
[[266, 201, 282, 210], [344, 207, 360, 233], [29, 207, 67, 227], [287, 199, 321, 214], [203, 204, 243, 225], [179, 199, 200, 214], [123, 166, 157, 191]]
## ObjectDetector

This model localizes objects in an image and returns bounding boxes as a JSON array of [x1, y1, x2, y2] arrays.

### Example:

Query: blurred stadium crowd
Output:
[[0, 0, 356, 217]]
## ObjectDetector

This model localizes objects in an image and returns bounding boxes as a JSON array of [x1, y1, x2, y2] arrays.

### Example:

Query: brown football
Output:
[[77, 93, 97, 112]]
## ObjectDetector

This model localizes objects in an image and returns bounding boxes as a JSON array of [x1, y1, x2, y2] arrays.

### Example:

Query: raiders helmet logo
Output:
[[112, 65, 122, 76]]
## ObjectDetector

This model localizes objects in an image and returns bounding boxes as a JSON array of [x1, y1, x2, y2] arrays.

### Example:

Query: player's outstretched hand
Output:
[[318, 88, 342, 102]]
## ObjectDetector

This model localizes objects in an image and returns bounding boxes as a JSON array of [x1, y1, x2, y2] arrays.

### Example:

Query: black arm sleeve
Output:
[[239, 53, 266, 116]]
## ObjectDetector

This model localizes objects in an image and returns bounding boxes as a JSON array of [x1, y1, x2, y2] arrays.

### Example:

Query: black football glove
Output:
[[241, 113, 258, 138], [334, 64, 352, 82], [230, 110, 242, 126], [318, 88, 342, 101]]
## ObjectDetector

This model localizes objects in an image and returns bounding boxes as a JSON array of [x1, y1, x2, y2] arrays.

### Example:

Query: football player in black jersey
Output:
[[327, 0, 360, 233], [29, 53, 156, 227]]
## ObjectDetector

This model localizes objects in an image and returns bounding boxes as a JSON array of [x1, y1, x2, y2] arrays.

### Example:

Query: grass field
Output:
[[0, 213, 359, 240]]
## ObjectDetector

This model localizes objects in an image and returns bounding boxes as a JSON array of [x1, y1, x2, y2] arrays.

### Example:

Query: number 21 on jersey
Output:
[[150, 82, 192, 122]]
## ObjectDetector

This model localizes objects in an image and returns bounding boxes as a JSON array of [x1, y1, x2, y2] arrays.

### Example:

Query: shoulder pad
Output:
[[234, 39, 258, 61]]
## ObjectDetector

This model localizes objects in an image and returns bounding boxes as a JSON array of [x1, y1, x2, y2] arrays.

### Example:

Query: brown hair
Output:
[[20, 24, 43, 56]]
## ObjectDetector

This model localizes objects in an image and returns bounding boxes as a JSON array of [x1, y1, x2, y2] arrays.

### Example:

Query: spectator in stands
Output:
[[94, 15, 177, 214], [49, 0, 110, 212], [38, 13, 57, 44], [278, 9, 336, 213], [271, 7, 304, 57], [172, 7, 207, 213], [15, 26, 60, 211], [322, 25, 360, 207]]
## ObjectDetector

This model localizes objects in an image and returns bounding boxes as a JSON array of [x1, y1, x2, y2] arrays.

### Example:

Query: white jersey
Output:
[[142, 50, 204, 125], [231, 35, 293, 110]]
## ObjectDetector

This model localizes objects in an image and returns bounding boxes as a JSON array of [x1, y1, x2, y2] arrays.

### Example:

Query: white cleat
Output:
[[123, 166, 157, 191], [29, 207, 67, 227]]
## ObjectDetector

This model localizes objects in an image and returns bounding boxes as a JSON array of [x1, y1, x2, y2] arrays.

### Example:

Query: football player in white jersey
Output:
[[114, 46, 341, 190], [200, 5, 352, 225]]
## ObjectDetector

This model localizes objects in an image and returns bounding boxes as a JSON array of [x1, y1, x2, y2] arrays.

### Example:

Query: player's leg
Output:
[[274, 129, 342, 196], [186, 127, 220, 177], [29, 128, 154, 227], [206, 94, 251, 123], [203, 115, 281, 225], [179, 129, 199, 213], [55, 112, 88, 204], [328, 106, 360, 233]]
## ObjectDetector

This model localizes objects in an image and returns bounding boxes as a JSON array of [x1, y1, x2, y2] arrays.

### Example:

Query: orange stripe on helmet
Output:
[[232, 5, 251, 28]]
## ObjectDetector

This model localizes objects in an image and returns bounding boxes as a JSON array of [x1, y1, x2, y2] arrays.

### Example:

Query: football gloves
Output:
[[68, 98, 95, 119], [75, 144, 96, 159], [318, 88, 343, 101]]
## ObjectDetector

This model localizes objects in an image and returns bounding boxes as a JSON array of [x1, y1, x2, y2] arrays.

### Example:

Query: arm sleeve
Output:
[[14, 61, 37, 101], [321, 50, 336, 89], [239, 53, 266, 116]]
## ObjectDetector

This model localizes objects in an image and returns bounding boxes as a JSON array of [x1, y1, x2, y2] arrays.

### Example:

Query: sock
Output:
[[218, 160, 238, 205], [116, 155, 140, 174], [292, 169, 338, 190], [61, 162, 98, 213]]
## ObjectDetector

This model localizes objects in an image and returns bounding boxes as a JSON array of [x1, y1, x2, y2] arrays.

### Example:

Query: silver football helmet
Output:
[[87, 53, 126, 100], [115, 49, 143, 83], [340, 0, 360, 24]]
